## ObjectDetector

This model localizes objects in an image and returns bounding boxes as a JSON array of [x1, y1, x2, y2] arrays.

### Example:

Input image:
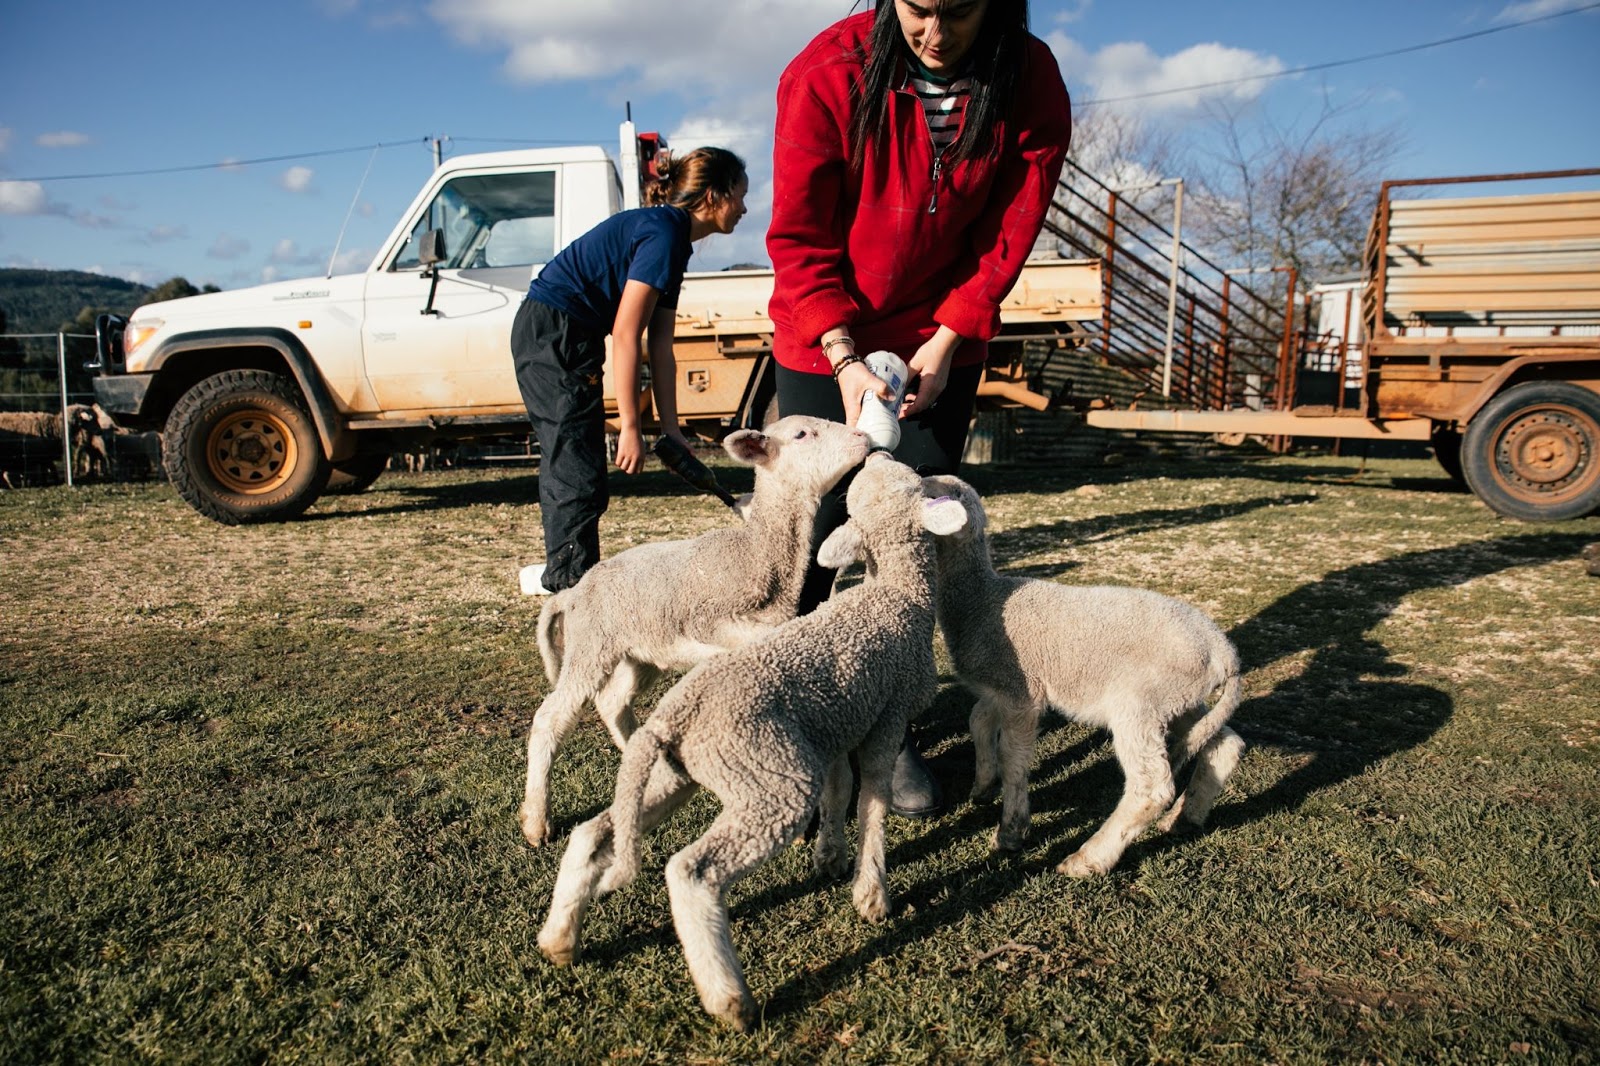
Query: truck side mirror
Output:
[[418, 228, 446, 269], [419, 228, 446, 316]]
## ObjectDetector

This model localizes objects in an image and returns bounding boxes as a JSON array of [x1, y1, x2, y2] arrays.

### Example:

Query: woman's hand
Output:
[[903, 326, 963, 416], [613, 427, 647, 474], [836, 360, 894, 426]]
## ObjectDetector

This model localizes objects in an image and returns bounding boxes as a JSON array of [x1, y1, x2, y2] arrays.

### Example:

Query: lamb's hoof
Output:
[[969, 779, 999, 803], [710, 992, 758, 1032], [1057, 851, 1107, 878], [540, 934, 579, 966], [519, 807, 553, 847], [853, 885, 891, 924], [1154, 798, 1188, 834], [813, 848, 852, 882], [992, 828, 1026, 854]]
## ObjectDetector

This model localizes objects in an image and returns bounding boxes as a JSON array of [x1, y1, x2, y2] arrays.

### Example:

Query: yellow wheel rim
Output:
[[206, 408, 298, 495]]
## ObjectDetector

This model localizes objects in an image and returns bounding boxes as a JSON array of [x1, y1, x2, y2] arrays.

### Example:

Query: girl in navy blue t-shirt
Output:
[[513, 147, 747, 593]]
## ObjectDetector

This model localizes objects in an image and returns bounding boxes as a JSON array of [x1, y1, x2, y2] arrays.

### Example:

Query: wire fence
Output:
[[0, 331, 100, 487]]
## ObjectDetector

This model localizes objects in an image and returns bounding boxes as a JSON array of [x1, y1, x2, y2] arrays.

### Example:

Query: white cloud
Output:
[[209, 234, 251, 260], [1049, 34, 1286, 115], [36, 130, 91, 149], [277, 166, 315, 193], [0, 180, 49, 215], [1496, 0, 1596, 20], [144, 224, 188, 244], [430, 0, 836, 98]]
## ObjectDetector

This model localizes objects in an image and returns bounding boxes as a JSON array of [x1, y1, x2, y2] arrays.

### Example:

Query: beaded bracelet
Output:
[[822, 335, 856, 360], [830, 353, 867, 379]]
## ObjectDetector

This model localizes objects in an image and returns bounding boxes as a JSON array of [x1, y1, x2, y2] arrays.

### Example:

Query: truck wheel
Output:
[[1430, 424, 1464, 483], [325, 452, 388, 494], [1461, 382, 1600, 522], [164, 370, 331, 525]]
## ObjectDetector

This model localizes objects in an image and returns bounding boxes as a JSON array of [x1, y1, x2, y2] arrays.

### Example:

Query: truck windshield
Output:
[[392, 170, 557, 271]]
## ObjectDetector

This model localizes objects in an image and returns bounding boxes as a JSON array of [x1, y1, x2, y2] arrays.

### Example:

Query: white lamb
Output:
[[519, 416, 871, 845], [925, 474, 1245, 877], [537, 455, 967, 1031]]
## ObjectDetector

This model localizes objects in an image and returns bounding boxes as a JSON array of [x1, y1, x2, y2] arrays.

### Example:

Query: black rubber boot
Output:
[[890, 736, 943, 818]]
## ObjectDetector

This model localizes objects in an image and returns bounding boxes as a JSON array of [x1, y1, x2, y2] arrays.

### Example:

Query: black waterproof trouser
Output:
[[511, 298, 610, 593], [774, 360, 983, 615]]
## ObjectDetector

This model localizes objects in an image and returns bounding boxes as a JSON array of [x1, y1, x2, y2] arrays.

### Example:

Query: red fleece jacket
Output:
[[767, 12, 1072, 374]]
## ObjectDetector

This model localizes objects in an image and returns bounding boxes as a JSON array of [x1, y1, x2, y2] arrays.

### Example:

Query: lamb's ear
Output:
[[817, 522, 865, 569], [722, 429, 772, 468], [921, 496, 967, 537]]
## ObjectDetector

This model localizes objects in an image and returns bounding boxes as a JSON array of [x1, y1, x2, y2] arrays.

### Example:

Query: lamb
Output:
[[0, 406, 107, 486], [925, 474, 1245, 877], [537, 454, 967, 1030], [519, 415, 871, 846]]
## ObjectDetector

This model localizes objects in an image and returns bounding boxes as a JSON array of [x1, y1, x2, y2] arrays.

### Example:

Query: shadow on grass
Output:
[[988, 492, 1321, 580], [761, 530, 1592, 1020], [300, 467, 753, 521]]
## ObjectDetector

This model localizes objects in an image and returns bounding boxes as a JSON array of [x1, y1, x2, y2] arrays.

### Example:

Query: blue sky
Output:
[[2, 0, 1596, 291]]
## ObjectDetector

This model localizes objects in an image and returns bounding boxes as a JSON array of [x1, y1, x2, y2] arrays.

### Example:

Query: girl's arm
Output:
[[646, 303, 684, 445], [612, 279, 661, 474]]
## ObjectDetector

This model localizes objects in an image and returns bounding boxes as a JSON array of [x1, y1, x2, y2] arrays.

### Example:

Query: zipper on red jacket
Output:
[[929, 149, 945, 214]]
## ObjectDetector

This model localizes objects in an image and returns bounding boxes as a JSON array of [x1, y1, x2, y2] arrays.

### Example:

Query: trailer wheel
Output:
[[164, 370, 331, 525], [1429, 424, 1464, 483], [1461, 382, 1600, 522]]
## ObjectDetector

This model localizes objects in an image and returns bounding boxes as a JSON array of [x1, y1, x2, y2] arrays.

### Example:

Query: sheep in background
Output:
[[925, 474, 1245, 877], [519, 415, 871, 846], [0, 406, 107, 486], [538, 455, 966, 1031], [92, 405, 162, 481]]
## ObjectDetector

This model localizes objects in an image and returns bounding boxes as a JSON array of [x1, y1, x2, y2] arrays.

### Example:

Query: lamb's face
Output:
[[725, 416, 871, 495], [844, 454, 926, 537]]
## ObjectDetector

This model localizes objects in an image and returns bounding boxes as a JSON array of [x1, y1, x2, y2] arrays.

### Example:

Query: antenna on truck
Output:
[[618, 101, 668, 212]]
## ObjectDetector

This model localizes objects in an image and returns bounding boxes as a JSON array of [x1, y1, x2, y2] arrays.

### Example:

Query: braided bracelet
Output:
[[830, 353, 867, 379]]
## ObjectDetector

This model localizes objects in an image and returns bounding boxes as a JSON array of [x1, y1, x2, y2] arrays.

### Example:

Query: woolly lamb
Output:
[[519, 415, 871, 845], [926, 474, 1245, 877], [537, 455, 966, 1031]]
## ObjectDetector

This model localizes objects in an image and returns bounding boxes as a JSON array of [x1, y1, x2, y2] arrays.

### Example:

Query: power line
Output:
[[10, 137, 594, 184], [1076, 0, 1600, 107], [11, 0, 1597, 181]]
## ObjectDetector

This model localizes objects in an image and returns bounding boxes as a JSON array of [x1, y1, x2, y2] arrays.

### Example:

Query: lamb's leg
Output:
[[852, 725, 902, 923], [520, 675, 601, 845], [968, 694, 1003, 801], [1156, 726, 1244, 832], [1059, 721, 1175, 877], [993, 700, 1041, 853], [594, 659, 658, 749], [812, 756, 854, 880], [666, 797, 810, 1032], [538, 757, 697, 964]]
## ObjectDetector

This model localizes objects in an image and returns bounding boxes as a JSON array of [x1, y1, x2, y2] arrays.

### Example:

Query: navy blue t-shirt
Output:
[[527, 206, 693, 333]]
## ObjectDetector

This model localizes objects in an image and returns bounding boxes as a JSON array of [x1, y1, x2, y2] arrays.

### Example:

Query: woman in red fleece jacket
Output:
[[767, 0, 1071, 815]]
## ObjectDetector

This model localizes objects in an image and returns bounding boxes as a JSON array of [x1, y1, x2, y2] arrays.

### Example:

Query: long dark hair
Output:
[[847, 0, 1030, 171]]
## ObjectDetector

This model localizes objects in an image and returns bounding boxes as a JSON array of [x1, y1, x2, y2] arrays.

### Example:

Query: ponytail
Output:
[[641, 146, 747, 212]]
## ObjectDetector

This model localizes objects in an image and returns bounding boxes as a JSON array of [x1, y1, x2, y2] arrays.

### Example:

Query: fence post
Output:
[[57, 332, 74, 488]]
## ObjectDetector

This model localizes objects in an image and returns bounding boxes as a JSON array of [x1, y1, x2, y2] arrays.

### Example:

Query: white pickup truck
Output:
[[92, 120, 1101, 524]]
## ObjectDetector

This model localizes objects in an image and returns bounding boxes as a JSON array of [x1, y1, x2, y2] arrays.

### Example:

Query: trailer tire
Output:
[[1429, 424, 1464, 483], [164, 370, 331, 525], [1461, 382, 1600, 522]]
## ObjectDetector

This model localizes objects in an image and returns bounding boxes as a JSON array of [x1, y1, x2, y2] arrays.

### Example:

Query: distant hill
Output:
[[0, 269, 154, 336]]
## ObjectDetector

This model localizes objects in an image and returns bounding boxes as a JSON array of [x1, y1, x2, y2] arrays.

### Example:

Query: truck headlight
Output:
[[123, 318, 163, 360]]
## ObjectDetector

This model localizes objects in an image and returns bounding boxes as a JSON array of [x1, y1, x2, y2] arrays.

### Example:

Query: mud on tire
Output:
[[164, 370, 331, 525]]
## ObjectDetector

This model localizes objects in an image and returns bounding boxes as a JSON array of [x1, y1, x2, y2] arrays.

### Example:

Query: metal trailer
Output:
[[1085, 169, 1600, 522]]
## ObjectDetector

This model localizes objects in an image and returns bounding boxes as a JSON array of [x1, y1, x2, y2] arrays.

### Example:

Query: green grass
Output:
[[3, 453, 1597, 1063]]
